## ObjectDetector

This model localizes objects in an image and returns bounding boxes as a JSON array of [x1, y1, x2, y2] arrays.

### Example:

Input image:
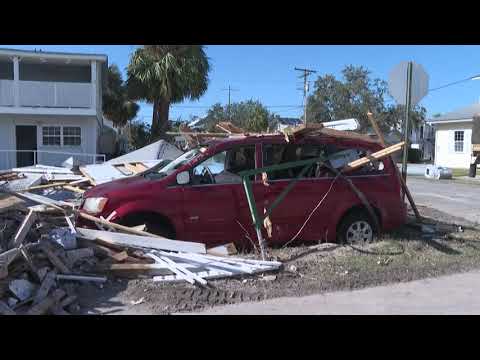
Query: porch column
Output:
[[91, 60, 97, 110], [13, 56, 19, 107]]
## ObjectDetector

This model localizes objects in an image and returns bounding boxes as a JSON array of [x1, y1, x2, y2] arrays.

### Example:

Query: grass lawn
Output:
[[452, 168, 469, 177]]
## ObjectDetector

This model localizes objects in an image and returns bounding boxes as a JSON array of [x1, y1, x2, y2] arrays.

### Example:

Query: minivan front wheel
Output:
[[337, 211, 375, 245]]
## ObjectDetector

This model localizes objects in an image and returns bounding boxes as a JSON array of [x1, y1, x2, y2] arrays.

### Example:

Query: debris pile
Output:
[[0, 191, 282, 315]]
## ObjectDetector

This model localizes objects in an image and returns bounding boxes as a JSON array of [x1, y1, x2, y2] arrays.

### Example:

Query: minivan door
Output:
[[262, 142, 335, 244], [182, 145, 259, 247]]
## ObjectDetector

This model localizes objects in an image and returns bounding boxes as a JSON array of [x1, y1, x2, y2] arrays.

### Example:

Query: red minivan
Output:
[[79, 133, 407, 248]]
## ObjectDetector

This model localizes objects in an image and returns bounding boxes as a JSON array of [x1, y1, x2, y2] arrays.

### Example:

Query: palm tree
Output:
[[103, 64, 139, 127], [126, 45, 210, 138]]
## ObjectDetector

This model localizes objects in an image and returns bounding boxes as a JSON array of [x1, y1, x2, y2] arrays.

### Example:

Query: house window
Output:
[[42, 126, 61, 146], [454, 131, 464, 153], [63, 126, 81, 146]]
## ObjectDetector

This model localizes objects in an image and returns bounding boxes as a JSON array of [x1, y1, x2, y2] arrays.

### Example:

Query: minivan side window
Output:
[[262, 143, 386, 180], [262, 143, 335, 180], [191, 145, 256, 185]]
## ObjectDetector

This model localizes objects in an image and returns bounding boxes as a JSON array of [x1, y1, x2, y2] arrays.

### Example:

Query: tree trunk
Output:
[[151, 100, 160, 138], [158, 98, 170, 136], [151, 98, 170, 140]]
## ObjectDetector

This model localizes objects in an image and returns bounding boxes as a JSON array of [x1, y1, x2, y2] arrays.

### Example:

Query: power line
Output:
[[429, 73, 480, 92], [295, 67, 317, 125]]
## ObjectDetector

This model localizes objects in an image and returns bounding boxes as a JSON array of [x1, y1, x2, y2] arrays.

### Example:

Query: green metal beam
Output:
[[238, 158, 320, 178]]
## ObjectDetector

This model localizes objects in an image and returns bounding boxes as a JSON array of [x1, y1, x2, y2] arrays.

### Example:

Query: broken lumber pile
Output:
[[0, 189, 282, 315]]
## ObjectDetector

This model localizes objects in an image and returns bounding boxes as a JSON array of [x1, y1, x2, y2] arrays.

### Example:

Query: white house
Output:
[[0, 48, 108, 169], [428, 103, 480, 169], [410, 121, 435, 161]]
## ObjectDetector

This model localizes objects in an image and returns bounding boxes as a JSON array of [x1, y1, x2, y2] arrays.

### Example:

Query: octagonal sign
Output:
[[388, 62, 429, 106]]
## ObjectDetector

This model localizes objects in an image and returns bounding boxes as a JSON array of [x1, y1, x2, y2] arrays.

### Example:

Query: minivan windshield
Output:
[[144, 148, 204, 179]]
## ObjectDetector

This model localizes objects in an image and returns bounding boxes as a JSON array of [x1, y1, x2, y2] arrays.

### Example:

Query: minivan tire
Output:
[[145, 222, 175, 239], [337, 211, 376, 245]]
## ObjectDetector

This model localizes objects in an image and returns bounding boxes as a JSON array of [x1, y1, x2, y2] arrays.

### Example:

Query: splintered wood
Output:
[[342, 142, 405, 172]]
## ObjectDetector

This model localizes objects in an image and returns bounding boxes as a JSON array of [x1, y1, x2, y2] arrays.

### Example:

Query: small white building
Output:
[[428, 103, 480, 169], [0, 48, 108, 169], [410, 121, 435, 161]]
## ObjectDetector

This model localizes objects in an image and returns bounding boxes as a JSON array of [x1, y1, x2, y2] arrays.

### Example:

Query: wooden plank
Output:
[[27, 289, 65, 315], [0, 300, 16, 315], [367, 112, 421, 222], [111, 251, 129, 262], [21, 182, 69, 192], [77, 212, 161, 238], [124, 163, 140, 174], [8, 191, 69, 211], [367, 112, 386, 145], [133, 163, 148, 173], [40, 243, 71, 274], [78, 167, 97, 186], [343, 142, 405, 172], [33, 270, 57, 305], [130, 224, 146, 232], [76, 227, 206, 254], [12, 210, 37, 247], [216, 122, 245, 134], [68, 178, 91, 186], [207, 243, 238, 256], [62, 185, 85, 194]]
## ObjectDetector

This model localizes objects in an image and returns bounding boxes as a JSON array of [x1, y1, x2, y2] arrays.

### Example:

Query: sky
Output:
[[4, 45, 480, 124]]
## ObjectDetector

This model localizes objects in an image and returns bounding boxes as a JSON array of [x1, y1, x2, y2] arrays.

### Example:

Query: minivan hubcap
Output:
[[346, 221, 373, 243]]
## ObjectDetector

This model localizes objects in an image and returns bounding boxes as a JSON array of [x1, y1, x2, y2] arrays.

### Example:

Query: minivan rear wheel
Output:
[[337, 211, 375, 245]]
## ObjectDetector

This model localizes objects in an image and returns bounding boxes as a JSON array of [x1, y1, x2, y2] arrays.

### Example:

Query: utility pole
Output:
[[221, 85, 239, 121], [295, 67, 317, 125], [401, 62, 413, 187]]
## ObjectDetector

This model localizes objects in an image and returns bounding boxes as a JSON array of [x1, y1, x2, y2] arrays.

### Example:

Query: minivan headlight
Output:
[[82, 197, 108, 214]]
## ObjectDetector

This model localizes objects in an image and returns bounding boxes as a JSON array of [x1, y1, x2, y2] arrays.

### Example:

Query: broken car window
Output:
[[263, 143, 333, 180], [146, 149, 202, 179], [192, 146, 256, 185]]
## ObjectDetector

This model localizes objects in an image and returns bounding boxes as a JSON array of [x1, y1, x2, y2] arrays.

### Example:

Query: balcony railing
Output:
[[0, 80, 14, 106], [0, 79, 93, 109], [19, 81, 92, 108]]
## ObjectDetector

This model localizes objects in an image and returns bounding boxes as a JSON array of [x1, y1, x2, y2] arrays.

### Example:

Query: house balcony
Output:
[[0, 52, 103, 116], [0, 79, 92, 109]]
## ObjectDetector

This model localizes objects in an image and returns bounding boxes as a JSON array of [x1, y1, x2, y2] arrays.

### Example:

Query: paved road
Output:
[[195, 270, 480, 315], [407, 177, 480, 224]]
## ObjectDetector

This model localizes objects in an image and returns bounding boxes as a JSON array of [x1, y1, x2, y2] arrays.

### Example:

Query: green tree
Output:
[[128, 120, 152, 150], [203, 100, 273, 132], [306, 65, 426, 133], [126, 45, 211, 139], [102, 64, 139, 127]]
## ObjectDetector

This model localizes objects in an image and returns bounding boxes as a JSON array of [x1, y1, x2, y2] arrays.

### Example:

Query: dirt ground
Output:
[[2, 194, 480, 315]]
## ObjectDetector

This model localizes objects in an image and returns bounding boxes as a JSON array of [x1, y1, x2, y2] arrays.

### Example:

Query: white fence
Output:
[[0, 150, 105, 170]]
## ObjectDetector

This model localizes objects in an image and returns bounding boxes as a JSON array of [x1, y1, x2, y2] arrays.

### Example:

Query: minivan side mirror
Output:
[[176, 171, 190, 185]]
